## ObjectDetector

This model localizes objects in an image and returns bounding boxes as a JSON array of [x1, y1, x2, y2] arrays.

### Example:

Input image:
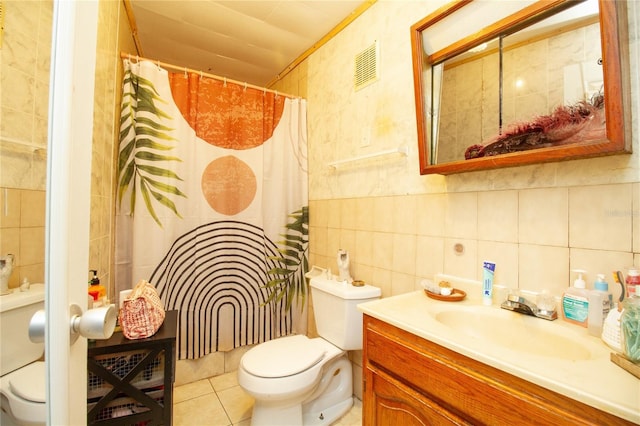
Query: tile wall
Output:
[[1, 0, 135, 293], [0, 189, 45, 287], [90, 0, 136, 296], [274, 0, 640, 400], [0, 0, 52, 287]]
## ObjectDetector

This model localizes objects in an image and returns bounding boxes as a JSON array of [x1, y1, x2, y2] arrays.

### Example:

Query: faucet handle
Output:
[[535, 292, 558, 320]]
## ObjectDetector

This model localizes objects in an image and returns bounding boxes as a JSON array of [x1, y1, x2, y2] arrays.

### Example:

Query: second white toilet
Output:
[[0, 284, 46, 426]]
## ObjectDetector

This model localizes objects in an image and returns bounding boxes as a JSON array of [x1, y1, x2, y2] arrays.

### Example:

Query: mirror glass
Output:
[[412, 0, 630, 175]]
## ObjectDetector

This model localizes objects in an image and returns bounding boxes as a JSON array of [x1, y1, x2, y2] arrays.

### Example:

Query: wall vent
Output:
[[354, 41, 379, 91]]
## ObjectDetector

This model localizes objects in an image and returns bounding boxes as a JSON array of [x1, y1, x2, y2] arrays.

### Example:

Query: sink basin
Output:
[[433, 307, 593, 360]]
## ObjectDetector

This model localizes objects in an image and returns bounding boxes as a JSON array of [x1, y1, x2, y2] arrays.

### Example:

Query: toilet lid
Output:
[[242, 335, 326, 378], [9, 362, 46, 403]]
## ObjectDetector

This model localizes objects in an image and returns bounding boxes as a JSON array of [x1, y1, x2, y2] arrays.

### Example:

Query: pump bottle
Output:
[[88, 269, 106, 307], [562, 269, 589, 327], [588, 274, 612, 336]]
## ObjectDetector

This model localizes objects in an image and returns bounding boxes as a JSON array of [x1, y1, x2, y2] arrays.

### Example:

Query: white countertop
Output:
[[358, 277, 640, 424]]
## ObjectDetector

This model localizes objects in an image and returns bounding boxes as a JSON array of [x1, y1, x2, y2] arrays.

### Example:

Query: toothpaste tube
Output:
[[483, 261, 495, 306]]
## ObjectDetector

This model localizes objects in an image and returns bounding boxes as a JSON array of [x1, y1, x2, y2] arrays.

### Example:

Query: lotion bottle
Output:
[[588, 274, 612, 336], [562, 269, 589, 327]]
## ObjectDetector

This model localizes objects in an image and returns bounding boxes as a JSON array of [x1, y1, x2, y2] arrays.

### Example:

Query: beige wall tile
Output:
[[327, 199, 341, 229], [309, 199, 323, 227], [370, 267, 392, 298], [477, 241, 519, 288], [392, 195, 417, 234], [415, 236, 444, 280], [354, 197, 374, 231], [352, 363, 363, 400], [340, 198, 357, 230], [443, 238, 477, 279], [20, 189, 46, 227], [519, 244, 569, 295], [19, 262, 44, 285], [310, 225, 327, 258], [340, 228, 356, 256], [569, 184, 633, 251], [477, 190, 518, 243], [371, 232, 393, 270], [416, 193, 446, 237], [0, 188, 21, 228], [445, 192, 477, 239], [373, 196, 394, 232], [354, 230, 373, 267], [175, 352, 225, 387], [390, 271, 415, 296], [326, 227, 341, 260], [392, 233, 416, 275], [19, 226, 45, 266], [0, 228, 20, 260], [519, 188, 568, 246]]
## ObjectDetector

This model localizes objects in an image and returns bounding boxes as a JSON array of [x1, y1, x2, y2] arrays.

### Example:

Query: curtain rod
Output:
[[119, 52, 298, 99]]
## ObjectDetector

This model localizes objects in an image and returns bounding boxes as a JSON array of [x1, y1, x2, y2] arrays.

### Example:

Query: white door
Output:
[[46, 2, 99, 425]]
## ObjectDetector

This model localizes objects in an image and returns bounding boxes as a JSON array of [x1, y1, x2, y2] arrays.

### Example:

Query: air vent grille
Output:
[[354, 41, 379, 91]]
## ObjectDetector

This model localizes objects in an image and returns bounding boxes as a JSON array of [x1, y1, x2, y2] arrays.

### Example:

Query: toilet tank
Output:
[[310, 276, 380, 350], [0, 284, 45, 376]]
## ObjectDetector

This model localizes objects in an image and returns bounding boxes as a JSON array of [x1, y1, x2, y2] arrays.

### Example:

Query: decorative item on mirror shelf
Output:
[[465, 94, 605, 160]]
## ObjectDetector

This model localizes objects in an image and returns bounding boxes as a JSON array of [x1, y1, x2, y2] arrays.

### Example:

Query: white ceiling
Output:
[[128, 0, 367, 87]]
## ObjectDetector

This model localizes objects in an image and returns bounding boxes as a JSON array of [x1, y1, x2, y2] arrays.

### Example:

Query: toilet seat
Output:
[[242, 335, 326, 378], [9, 361, 46, 403], [0, 361, 46, 425]]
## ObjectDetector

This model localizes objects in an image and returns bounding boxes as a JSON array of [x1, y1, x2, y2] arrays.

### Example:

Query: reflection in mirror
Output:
[[412, 0, 631, 175]]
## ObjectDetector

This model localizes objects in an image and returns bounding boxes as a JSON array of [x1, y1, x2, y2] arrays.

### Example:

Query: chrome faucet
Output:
[[501, 293, 557, 321]]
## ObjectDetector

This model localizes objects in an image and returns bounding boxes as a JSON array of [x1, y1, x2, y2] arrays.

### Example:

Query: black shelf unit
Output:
[[87, 310, 177, 425]]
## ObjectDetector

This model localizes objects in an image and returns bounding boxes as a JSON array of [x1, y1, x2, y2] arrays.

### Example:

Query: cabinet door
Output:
[[365, 368, 472, 426]]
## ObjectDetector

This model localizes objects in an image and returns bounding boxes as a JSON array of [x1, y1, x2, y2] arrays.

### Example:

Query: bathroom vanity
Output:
[[359, 285, 639, 425]]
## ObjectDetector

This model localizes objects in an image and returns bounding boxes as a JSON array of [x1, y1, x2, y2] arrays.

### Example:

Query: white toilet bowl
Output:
[[238, 271, 381, 425], [0, 361, 46, 426], [0, 284, 46, 426], [238, 334, 353, 426]]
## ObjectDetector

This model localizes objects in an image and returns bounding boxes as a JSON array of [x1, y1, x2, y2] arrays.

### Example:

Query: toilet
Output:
[[238, 272, 381, 425], [0, 284, 46, 426]]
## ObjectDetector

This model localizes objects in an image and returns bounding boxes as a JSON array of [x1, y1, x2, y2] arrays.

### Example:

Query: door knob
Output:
[[29, 304, 117, 344]]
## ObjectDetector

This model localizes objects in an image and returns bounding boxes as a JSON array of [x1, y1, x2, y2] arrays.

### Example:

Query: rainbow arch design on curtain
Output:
[[150, 220, 293, 359]]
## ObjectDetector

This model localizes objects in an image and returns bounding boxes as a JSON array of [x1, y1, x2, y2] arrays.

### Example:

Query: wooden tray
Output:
[[611, 352, 640, 379], [425, 288, 466, 302]]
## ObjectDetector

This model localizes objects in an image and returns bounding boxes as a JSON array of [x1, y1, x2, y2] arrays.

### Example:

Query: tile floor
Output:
[[173, 371, 363, 426]]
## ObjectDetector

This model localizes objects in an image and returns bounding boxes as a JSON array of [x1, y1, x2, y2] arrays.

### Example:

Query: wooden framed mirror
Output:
[[411, 0, 631, 175]]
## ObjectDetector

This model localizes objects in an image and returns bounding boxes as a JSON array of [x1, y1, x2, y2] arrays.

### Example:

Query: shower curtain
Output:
[[115, 59, 308, 359]]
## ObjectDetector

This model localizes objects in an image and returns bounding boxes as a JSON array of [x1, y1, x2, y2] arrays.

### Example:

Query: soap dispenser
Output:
[[88, 269, 106, 307], [562, 269, 589, 327], [588, 274, 612, 336]]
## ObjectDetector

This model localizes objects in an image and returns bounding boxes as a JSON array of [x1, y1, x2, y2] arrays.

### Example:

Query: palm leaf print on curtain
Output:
[[115, 59, 309, 359], [118, 67, 186, 227]]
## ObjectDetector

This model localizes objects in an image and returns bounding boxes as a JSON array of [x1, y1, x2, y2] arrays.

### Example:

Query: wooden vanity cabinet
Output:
[[362, 315, 634, 426]]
